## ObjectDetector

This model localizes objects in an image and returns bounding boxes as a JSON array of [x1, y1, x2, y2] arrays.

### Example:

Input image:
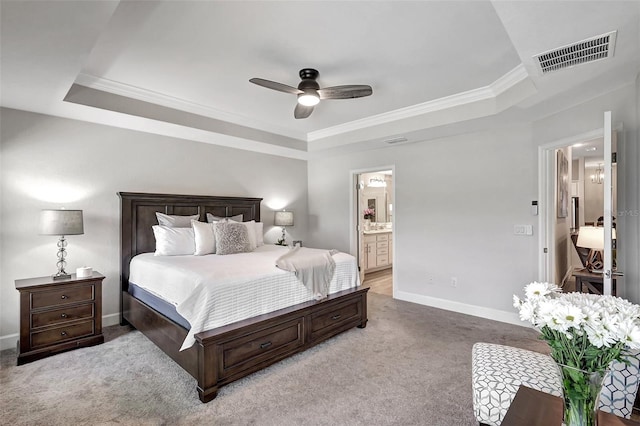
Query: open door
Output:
[[602, 111, 616, 295]]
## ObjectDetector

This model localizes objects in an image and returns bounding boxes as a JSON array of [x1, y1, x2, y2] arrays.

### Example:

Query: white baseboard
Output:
[[393, 290, 527, 328], [0, 313, 123, 351], [0, 333, 18, 351], [103, 312, 121, 327]]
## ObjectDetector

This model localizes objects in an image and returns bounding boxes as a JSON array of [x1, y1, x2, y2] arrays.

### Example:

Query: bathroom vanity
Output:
[[363, 230, 392, 272]]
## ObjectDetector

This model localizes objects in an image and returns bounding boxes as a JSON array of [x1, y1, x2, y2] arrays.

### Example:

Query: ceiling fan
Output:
[[249, 68, 373, 119]]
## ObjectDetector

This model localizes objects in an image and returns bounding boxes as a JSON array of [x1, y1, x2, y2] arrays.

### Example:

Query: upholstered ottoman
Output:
[[472, 343, 562, 425], [471, 342, 640, 426]]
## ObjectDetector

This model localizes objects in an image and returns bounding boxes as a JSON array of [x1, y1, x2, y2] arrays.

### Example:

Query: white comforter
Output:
[[129, 245, 359, 350]]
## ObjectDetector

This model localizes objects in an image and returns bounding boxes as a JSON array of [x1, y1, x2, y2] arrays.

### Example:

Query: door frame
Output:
[[538, 121, 620, 289], [349, 165, 395, 292]]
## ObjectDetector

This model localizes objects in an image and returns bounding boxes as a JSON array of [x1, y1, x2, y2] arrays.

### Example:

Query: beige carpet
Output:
[[0, 293, 547, 425]]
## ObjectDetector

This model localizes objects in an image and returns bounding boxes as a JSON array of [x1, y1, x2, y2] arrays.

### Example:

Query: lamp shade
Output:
[[274, 211, 294, 227], [39, 209, 84, 236], [576, 226, 616, 250]]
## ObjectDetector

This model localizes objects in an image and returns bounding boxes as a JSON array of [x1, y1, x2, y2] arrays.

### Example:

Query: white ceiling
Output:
[[1, 1, 639, 159]]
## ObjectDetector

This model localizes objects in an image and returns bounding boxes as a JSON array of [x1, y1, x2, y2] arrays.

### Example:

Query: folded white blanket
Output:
[[275, 247, 338, 300]]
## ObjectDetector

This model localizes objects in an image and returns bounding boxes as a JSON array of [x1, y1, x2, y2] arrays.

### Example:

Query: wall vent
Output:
[[534, 31, 617, 75]]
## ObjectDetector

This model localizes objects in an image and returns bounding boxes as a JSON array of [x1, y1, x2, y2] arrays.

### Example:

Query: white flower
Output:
[[513, 295, 523, 308], [524, 281, 560, 299], [556, 303, 586, 330], [513, 281, 640, 368], [517, 300, 537, 323], [617, 319, 640, 349]]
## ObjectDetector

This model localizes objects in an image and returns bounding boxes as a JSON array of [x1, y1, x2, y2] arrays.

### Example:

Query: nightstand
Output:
[[15, 272, 104, 365]]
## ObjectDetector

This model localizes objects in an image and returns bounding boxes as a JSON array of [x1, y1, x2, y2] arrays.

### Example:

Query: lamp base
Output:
[[52, 272, 71, 280], [586, 249, 604, 273]]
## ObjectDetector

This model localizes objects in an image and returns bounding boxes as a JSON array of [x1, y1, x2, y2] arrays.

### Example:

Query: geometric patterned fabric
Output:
[[471, 342, 640, 426], [599, 351, 640, 419]]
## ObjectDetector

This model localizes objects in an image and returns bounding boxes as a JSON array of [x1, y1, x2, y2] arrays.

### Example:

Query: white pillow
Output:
[[191, 220, 215, 255], [152, 225, 195, 256], [206, 213, 243, 223], [242, 221, 257, 251], [254, 222, 264, 247], [214, 221, 251, 255], [156, 212, 200, 228]]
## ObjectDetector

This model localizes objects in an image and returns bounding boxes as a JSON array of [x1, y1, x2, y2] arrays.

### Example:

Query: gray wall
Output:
[[0, 108, 309, 348], [308, 124, 538, 323]]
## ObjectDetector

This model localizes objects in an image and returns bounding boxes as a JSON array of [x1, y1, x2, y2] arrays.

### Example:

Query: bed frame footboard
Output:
[[194, 286, 368, 402]]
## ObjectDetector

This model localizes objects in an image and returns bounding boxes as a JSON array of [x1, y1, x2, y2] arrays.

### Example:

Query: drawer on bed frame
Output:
[[310, 297, 364, 342], [218, 316, 305, 379]]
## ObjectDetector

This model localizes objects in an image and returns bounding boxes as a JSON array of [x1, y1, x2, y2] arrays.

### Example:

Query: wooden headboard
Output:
[[118, 192, 262, 294]]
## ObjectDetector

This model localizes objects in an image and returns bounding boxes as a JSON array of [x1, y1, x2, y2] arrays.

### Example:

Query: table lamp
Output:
[[39, 209, 84, 280], [576, 226, 616, 272], [274, 210, 294, 246]]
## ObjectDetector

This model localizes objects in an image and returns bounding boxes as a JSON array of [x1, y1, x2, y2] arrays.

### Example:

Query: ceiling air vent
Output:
[[534, 31, 617, 75]]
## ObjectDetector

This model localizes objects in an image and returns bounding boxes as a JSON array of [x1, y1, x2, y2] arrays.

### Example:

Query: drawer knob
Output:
[[331, 314, 341, 320], [259, 341, 272, 349], [60, 295, 67, 300], [60, 313, 67, 318], [60, 331, 67, 336]]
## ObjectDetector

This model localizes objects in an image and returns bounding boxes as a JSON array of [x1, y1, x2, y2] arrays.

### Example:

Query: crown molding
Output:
[[74, 73, 307, 141], [307, 64, 530, 142], [75, 64, 531, 146]]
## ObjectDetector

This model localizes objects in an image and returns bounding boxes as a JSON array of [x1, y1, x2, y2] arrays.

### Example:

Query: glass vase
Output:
[[558, 363, 606, 426]]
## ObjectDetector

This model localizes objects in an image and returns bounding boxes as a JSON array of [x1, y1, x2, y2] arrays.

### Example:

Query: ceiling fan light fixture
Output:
[[250, 68, 371, 119], [297, 91, 320, 106]]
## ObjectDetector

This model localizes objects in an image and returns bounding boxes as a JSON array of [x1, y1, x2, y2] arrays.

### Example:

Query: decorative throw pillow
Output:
[[191, 220, 215, 255], [152, 225, 195, 256], [214, 221, 251, 255], [206, 213, 243, 223], [156, 212, 200, 228]]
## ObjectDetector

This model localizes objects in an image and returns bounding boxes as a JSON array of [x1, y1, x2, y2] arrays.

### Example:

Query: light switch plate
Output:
[[514, 225, 533, 235]]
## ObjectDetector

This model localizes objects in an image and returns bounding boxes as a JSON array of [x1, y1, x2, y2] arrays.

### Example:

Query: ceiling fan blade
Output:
[[294, 103, 314, 119], [318, 85, 373, 100], [249, 78, 302, 95]]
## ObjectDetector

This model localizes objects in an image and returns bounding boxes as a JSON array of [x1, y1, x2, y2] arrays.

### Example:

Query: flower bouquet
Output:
[[363, 208, 375, 220], [513, 282, 640, 426]]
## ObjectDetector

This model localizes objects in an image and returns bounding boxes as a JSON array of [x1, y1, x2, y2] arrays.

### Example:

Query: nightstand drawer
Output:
[[31, 285, 94, 309], [31, 320, 95, 348], [31, 304, 94, 328]]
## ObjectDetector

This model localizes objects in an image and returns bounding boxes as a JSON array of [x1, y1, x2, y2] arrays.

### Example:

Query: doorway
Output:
[[351, 167, 394, 297], [538, 116, 618, 296]]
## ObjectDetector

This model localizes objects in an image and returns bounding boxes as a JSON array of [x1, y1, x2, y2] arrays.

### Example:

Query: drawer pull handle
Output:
[[60, 295, 67, 300], [60, 331, 67, 336], [331, 314, 341, 320], [260, 341, 272, 349], [60, 313, 67, 318]]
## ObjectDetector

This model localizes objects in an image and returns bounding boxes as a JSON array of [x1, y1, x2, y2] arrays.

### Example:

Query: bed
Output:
[[119, 192, 368, 402]]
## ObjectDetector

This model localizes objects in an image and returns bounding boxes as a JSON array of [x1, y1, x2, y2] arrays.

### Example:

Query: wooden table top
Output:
[[501, 385, 640, 426]]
